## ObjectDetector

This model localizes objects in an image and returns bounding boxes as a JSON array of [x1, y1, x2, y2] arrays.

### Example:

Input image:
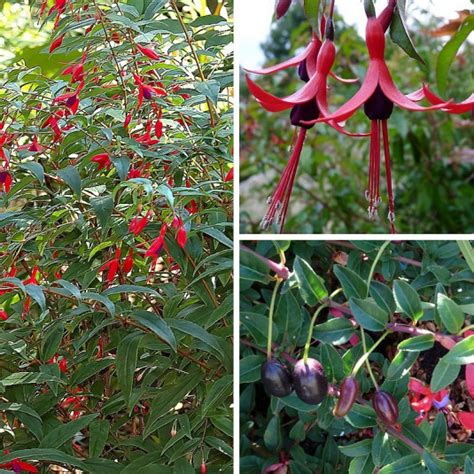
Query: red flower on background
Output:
[[60, 387, 87, 419], [458, 411, 474, 431], [91, 152, 112, 171], [47, 354, 68, 374], [408, 377, 450, 425], [145, 223, 168, 267], [41, 113, 63, 141], [132, 121, 160, 146], [0, 452, 38, 473], [304, 3, 449, 232], [0, 170, 12, 193], [224, 167, 233, 182], [53, 81, 84, 114], [123, 249, 134, 274], [17, 136, 45, 153], [49, 34, 65, 53], [0, 309, 8, 321], [129, 211, 152, 236], [173, 217, 187, 249], [136, 43, 160, 60], [409, 83, 473, 115], [133, 73, 166, 109], [62, 52, 87, 83], [99, 248, 121, 283]]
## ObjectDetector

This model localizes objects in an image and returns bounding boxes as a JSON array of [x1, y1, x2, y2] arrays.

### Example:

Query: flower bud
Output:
[[201, 462, 207, 474], [261, 359, 293, 397], [293, 358, 328, 405], [275, 0, 292, 20], [372, 390, 399, 425], [334, 376, 359, 417]]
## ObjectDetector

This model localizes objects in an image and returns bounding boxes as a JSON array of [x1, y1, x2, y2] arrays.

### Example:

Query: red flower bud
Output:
[[201, 462, 207, 474], [0, 309, 8, 321], [275, 0, 292, 19], [334, 376, 359, 417], [372, 390, 399, 425], [49, 34, 65, 53]]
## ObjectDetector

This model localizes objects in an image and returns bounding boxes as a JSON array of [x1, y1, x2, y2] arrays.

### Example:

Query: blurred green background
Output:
[[239, 4, 474, 234]]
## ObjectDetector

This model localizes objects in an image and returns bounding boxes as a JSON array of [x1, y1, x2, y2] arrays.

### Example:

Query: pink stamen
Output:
[[261, 128, 307, 232], [382, 120, 396, 233]]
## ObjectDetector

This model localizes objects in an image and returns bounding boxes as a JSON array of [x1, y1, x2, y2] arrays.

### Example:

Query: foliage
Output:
[[239, 2, 474, 234], [0, 0, 233, 472], [240, 240, 474, 473]]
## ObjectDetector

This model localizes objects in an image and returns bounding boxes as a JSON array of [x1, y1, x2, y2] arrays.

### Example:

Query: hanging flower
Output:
[[409, 83, 473, 115], [136, 43, 161, 60], [408, 377, 450, 425], [0, 453, 38, 473], [91, 152, 112, 171], [99, 248, 122, 283], [0, 170, 12, 193], [49, 34, 65, 53], [123, 249, 134, 274], [145, 223, 168, 268], [62, 52, 87, 83], [304, 3, 449, 232], [132, 73, 167, 109], [17, 136, 45, 153], [224, 167, 233, 182], [129, 211, 152, 236], [53, 81, 85, 114]]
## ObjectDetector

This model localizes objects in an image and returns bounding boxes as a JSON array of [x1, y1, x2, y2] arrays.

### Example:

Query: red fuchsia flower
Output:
[[124, 112, 133, 129], [62, 52, 87, 83], [0, 309, 8, 321], [132, 121, 160, 146], [408, 83, 473, 115], [22, 266, 40, 316], [17, 136, 46, 153], [136, 43, 161, 60], [60, 387, 87, 419], [0, 169, 12, 193], [129, 211, 152, 236], [145, 223, 168, 267], [0, 452, 38, 473], [174, 218, 187, 249], [408, 377, 450, 425], [41, 113, 63, 141], [123, 249, 134, 274], [224, 167, 233, 182], [91, 152, 112, 171], [133, 73, 167, 109], [49, 34, 65, 53], [127, 162, 151, 179], [99, 248, 122, 283], [304, 1, 450, 232], [53, 81, 85, 114], [47, 354, 68, 374]]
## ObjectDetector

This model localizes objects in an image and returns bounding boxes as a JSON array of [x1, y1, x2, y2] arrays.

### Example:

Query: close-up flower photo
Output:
[[239, 0, 473, 234]]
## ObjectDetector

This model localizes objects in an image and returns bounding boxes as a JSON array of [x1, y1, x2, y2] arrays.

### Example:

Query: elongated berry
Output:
[[275, 0, 292, 20], [293, 358, 328, 405], [261, 359, 293, 397], [334, 376, 359, 417], [372, 390, 399, 424]]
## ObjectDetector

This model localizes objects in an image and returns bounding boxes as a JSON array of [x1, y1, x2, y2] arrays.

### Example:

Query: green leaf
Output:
[[427, 412, 447, 454], [338, 439, 372, 457], [443, 335, 474, 365], [24, 284, 46, 311], [370, 281, 396, 314], [458, 240, 474, 272], [82, 292, 115, 315], [398, 334, 435, 352], [202, 374, 232, 415], [393, 280, 423, 321], [104, 285, 160, 298], [57, 165, 82, 198], [431, 357, 461, 392], [294, 256, 328, 305], [314, 318, 355, 345], [0, 372, 62, 388], [116, 332, 142, 408], [89, 419, 109, 458], [436, 16, 474, 95], [131, 310, 176, 352], [19, 162, 45, 184], [264, 416, 281, 452], [389, 0, 425, 64], [387, 350, 419, 380], [436, 293, 464, 334], [240, 354, 265, 384], [378, 454, 422, 473], [41, 321, 64, 361], [0, 449, 88, 471], [334, 265, 367, 299], [39, 414, 98, 448], [319, 343, 344, 382], [165, 319, 224, 359], [144, 368, 204, 437], [0, 403, 43, 440], [240, 248, 270, 283], [90, 195, 114, 228], [345, 403, 377, 428], [422, 450, 454, 474], [195, 80, 220, 105], [349, 297, 388, 332], [303, 0, 321, 31]]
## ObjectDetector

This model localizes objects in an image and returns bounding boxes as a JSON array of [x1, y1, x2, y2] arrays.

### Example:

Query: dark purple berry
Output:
[[372, 390, 399, 425], [334, 376, 359, 417], [261, 359, 293, 397], [293, 358, 328, 405]]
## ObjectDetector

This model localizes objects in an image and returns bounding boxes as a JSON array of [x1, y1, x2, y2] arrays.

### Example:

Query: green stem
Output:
[[366, 240, 391, 297], [352, 330, 389, 376], [267, 279, 282, 360], [360, 329, 379, 389], [303, 304, 328, 363]]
